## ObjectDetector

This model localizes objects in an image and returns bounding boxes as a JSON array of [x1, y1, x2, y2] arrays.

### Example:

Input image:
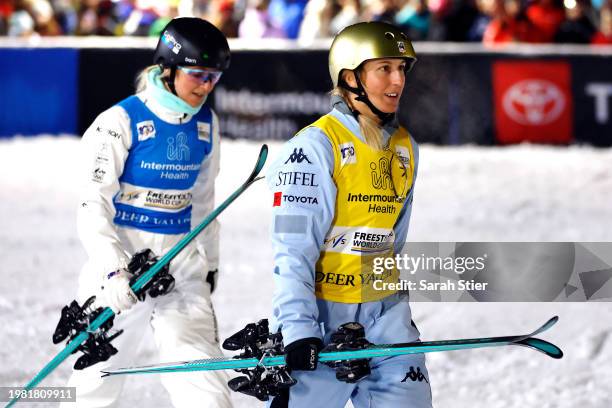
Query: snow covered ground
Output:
[[1, 136, 611, 407]]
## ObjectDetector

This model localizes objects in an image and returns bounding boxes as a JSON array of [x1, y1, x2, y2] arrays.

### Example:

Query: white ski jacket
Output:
[[77, 83, 220, 281]]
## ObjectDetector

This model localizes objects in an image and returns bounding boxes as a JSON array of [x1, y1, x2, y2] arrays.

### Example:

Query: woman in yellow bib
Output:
[[265, 22, 432, 407]]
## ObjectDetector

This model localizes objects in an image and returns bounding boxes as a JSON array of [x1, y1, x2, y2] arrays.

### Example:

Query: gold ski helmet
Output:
[[329, 21, 417, 88]]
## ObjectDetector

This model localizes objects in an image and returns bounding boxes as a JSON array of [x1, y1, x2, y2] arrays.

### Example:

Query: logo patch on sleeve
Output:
[[197, 122, 211, 142], [137, 121, 156, 141], [339, 142, 356, 165]]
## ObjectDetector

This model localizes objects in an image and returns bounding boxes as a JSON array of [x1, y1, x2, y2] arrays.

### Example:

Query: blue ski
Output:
[[6, 145, 269, 407], [102, 316, 563, 377]]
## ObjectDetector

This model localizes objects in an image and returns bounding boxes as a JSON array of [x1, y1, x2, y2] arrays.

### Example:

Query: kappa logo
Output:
[[285, 148, 312, 164], [339, 142, 356, 165], [137, 121, 156, 141], [197, 122, 211, 142], [401, 366, 429, 383], [167, 132, 190, 161]]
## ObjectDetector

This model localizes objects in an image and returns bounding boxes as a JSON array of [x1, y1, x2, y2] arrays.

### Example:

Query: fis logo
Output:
[[370, 157, 392, 190], [324, 233, 347, 248], [339, 142, 356, 165], [137, 121, 156, 141], [118, 191, 140, 201], [285, 148, 312, 164], [167, 132, 190, 161]]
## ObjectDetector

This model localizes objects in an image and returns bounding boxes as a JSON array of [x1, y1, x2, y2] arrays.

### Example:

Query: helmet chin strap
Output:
[[161, 65, 178, 96], [339, 70, 395, 125]]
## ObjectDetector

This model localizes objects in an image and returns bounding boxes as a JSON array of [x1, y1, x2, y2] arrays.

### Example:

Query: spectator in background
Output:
[[269, 0, 309, 38], [369, 0, 400, 23], [445, 0, 481, 40], [76, 0, 117, 35], [29, 0, 61, 35], [395, 0, 431, 40], [208, 0, 239, 37], [1, 0, 13, 35], [555, 0, 597, 42], [425, 0, 453, 39], [591, 2, 612, 42], [239, 0, 286, 38], [121, 0, 160, 35], [482, 0, 537, 43], [525, 0, 566, 41], [329, 0, 361, 34], [467, 0, 495, 41], [53, 0, 79, 35], [8, 0, 35, 36], [299, 0, 342, 40]]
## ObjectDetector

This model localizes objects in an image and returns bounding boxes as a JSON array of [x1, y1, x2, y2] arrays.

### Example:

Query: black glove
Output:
[[206, 269, 218, 293], [284, 337, 323, 371]]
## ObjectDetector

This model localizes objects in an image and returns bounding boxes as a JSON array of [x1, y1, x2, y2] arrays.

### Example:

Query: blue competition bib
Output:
[[112, 96, 213, 234]]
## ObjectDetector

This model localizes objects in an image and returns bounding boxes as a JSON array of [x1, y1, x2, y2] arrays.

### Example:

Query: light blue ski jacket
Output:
[[265, 96, 420, 346]]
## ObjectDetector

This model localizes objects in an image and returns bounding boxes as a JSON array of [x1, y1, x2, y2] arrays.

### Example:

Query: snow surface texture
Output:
[[1, 137, 611, 407]]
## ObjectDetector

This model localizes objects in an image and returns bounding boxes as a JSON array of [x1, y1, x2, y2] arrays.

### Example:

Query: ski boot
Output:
[[223, 319, 296, 401], [322, 322, 373, 383]]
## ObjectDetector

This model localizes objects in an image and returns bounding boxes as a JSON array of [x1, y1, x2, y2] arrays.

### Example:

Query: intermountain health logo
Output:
[[370, 157, 392, 190], [167, 132, 190, 161]]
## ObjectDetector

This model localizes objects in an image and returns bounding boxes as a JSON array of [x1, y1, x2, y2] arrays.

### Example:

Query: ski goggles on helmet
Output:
[[178, 66, 223, 84]]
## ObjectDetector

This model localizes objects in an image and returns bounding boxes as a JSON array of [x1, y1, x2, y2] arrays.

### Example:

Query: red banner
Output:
[[492, 61, 573, 144]]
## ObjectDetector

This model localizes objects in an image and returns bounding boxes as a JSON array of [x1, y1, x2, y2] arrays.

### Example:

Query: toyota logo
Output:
[[502, 80, 565, 126]]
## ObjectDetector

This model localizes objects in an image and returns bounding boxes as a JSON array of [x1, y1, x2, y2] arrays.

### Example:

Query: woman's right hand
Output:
[[95, 268, 138, 314], [284, 337, 324, 371]]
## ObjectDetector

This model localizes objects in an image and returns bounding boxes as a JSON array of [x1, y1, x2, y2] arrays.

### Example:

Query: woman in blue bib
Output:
[[265, 22, 432, 408], [62, 18, 233, 408]]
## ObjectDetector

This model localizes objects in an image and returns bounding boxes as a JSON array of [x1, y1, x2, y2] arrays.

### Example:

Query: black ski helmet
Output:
[[153, 18, 231, 71]]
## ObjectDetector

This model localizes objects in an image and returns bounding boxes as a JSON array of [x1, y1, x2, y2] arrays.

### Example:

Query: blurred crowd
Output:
[[1, 0, 611, 44]]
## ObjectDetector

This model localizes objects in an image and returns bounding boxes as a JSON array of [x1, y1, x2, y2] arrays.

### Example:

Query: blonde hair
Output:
[[331, 85, 384, 151], [135, 65, 171, 93]]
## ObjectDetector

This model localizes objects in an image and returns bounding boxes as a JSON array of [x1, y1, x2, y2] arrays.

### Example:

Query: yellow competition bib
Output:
[[311, 114, 415, 303]]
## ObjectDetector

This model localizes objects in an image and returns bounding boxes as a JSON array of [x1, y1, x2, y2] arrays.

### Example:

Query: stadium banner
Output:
[[0, 48, 78, 137], [492, 60, 574, 145], [571, 56, 612, 147], [1, 42, 611, 146]]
